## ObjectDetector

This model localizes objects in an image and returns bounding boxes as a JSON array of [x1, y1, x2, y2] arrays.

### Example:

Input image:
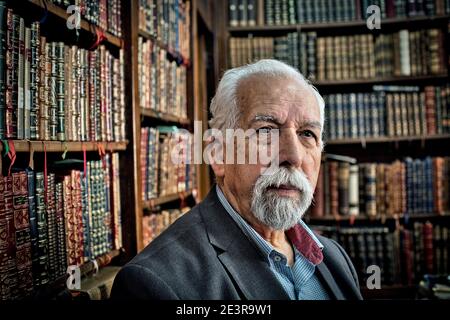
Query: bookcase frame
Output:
[[128, 0, 214, 253]]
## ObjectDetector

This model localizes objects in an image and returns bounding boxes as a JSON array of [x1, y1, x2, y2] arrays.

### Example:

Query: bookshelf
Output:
[[142, 190, 194, 209], [227, 14, 450, 33], [217, 0, 450, 299], [27, 0, 123, 48], [128, 0, 215, 253], [0, 141, 128, 152], [140, 108, 191, 126], [326, 134, 450, 145], [0, 0, 135, 300]]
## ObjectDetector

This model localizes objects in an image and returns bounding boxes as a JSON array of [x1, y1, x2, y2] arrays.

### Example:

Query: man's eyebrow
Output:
[[251, 114, 282, 126], [301, 121, 322, 129]]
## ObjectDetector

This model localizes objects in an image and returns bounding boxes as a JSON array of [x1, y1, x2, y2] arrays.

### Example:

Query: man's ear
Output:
[[206, 135, 225, 179]]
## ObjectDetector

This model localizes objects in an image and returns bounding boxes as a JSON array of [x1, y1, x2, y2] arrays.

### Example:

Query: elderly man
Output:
[[111, 59, 363, 300]]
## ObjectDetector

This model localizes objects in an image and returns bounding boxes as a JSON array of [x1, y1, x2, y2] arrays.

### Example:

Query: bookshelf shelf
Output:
[[326, 134, 450, 145], [32, 249, 121, 299], [361, 284, 417, 299], [140, 108, 191, 126], [0, 140, 128, 153], [313, 74, 448, 87], [138, 29, 191, 67], [143, 191, 193, 209], [227, 15, 450, 33], [308, 213, 449, 223], [28, 0, 123, 48]]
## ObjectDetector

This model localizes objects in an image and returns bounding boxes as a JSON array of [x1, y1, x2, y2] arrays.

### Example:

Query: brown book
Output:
[[329, 161, 339, 218], [425, 86, 437, 135], [0, 176, 19, 299], [423, 222, 434, 274], [433, 157, 445, 214], [338, 162, 350, 216], [311, 165, 324, 218], [12, 171, 33, 298]]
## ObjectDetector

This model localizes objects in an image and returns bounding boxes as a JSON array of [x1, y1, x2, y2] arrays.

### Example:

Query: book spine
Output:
[[0, 175, 19, 299], [0, 2, 6, 139], [24, 27, 31, 139], [12, 171, 33, 298], [17, 17, 24, 139]]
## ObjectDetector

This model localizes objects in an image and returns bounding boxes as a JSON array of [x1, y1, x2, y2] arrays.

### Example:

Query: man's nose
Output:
[[278, 129, 304, 169]]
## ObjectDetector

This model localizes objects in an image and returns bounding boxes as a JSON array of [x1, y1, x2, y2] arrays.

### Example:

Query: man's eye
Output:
[[299, 130, 317, 139], [256, 127, 273, 134]]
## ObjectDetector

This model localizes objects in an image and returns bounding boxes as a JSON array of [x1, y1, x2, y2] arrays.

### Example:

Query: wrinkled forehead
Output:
[[236, 75, 320, 122]]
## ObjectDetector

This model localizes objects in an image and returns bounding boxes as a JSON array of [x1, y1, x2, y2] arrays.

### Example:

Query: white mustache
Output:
[[255, 167, 313, 196]]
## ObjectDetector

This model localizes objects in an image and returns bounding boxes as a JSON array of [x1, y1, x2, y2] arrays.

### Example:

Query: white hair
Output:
[[209, 59, 325, 139]]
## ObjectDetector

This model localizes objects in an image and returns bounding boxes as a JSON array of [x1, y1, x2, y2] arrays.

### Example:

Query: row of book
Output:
[[138, 37, 188, 118], [313, 221, 450, 286], [228, 28, 445, 80], [0, 154, 122, 300], [324, 85, 450, 140], [139, 0, 191, 60], [229, 0, 450, 27], [229, 33, 317, 80], [311, 157, 450, 219], [0, 6, 127, 141], [142, 207, 189, 247], [140, 127, 197, 201], [49, 0, 122, 37]]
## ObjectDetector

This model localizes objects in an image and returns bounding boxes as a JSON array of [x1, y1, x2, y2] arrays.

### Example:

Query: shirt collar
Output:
[[215, 185, 324, 266]]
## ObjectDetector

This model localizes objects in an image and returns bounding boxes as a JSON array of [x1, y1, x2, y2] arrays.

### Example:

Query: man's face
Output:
[[216, 75, 322, 229]]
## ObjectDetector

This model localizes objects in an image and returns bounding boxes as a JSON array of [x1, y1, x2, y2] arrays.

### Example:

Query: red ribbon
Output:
[[43, 143, 48, 204], [89, 28, 106, 50], [7, 140, 16, 177]]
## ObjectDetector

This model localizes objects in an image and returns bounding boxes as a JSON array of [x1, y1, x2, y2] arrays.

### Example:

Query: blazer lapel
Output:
[[199, 187, 289, 300], [316, 262, 345, 300]]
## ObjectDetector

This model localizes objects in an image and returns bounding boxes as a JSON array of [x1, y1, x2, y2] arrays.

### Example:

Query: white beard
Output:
[[250, 167, 314, 230]]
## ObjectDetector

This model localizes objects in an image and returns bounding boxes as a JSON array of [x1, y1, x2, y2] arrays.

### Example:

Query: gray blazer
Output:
[[110, 186, 363, 300]]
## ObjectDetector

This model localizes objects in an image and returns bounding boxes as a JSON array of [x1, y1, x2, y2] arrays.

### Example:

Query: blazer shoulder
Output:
[[110, 263, 180, 300]]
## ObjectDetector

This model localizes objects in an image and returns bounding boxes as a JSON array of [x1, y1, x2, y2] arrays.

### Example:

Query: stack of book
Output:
[[324, 85, 450, 140], [0, 154, 122, 300], [48, 0, 123, 37], [0, 5, 126, 141], [228, 28, 445, 80], [139, 0, 191, 60], [311, 156, 450, 219], [140, 127, 197, 201], [229, 0, 450, 26], [138, 37, 188, 118], [142, 207, 189, 247], [313, 221, 450, 286]]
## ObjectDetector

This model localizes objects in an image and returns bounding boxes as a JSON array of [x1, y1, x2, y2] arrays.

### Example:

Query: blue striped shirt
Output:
[[216, 185, 330, 300]]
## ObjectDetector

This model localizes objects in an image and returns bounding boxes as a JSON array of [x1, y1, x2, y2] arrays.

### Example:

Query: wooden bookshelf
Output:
[[28, 0, 122, 48], [308, 213, 449, 223], [313, 74, 448, 87], [0, 140, 128, 153], [32, 249, 121, 299], [143, 191, 193, 209], [140, 108, 191, 126], [326, 134, 450, 145], [138, 29, 191, 67], [228, 15, 450, 33], [361, 285, 417, 300]]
